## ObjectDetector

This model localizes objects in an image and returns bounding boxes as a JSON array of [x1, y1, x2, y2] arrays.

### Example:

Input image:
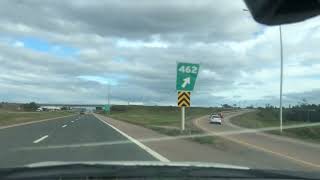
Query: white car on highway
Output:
[[209, 114, 222, 125]]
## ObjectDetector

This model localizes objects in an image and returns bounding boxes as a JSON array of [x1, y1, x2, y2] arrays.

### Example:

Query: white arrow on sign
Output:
[[182, 77, 190, 88]]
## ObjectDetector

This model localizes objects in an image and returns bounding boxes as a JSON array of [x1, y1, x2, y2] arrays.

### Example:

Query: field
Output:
[[107, 105, 219, 127], [230, 109, 320, 143], [100, 105, 226, 145], [0, 110, 74, 127]]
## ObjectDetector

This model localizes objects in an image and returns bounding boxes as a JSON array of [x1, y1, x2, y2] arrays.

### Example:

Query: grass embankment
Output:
[[0, 111, 74, 127], [102, 105, 224, 145], [231, 110, 320, 143], [108, 105, 216, 127]]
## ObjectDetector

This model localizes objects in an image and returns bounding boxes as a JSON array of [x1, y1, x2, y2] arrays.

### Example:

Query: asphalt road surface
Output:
[[2, 111, 320, 172], [0, 114, 158, 168], [194, 111, 320, 171]]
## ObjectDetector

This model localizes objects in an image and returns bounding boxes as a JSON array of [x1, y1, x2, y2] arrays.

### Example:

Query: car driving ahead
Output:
[[209, 114, 222, 125]]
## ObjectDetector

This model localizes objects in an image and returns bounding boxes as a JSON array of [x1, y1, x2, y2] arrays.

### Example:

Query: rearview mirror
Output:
[[244, 0, 320, 25]]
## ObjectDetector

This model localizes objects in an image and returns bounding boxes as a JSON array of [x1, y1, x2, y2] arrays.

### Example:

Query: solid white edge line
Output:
[[94, 114, 170, 162], [33, 135, 49, 143], [62, 125, 67, 128]]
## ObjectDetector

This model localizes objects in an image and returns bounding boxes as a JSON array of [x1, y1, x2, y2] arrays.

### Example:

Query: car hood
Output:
[[26, 161, 249, 170], [1, 161, 318, 179]]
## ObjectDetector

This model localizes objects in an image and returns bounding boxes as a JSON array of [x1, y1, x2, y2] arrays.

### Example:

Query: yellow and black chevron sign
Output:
[[178, 91, 191, 107]]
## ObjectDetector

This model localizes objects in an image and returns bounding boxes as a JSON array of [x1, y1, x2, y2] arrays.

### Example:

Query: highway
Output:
[[0, 114, 159, 168], [1, 111, 320, 172]]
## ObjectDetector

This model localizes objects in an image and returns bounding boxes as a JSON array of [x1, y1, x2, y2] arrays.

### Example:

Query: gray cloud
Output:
[[0, 0, 260, 43], [1, 0, 320, 106]]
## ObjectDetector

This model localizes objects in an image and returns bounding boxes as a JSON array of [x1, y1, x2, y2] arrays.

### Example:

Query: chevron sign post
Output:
[[176, 62, 200, 131]]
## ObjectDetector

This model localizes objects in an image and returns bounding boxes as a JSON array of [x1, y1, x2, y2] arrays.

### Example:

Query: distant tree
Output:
[[310, 104, 317, 109], [95, 107, 103, 111], [61, 106, 70, 111], [302, 98, 308, 104], [265, 104, 276, 109], [21, 102, 39, 111], [246, 105, 254, 109], [111, 105, 128, 112], [222, 104, 233, 108]]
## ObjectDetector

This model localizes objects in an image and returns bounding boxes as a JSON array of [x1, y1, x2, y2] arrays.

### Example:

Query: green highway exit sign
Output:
[[103, 104, 111, 112], [176, 62, 200, 91]]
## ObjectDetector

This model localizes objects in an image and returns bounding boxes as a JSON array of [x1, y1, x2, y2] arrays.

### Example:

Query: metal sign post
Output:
[[178, 91, 190, 131], [181, 106, 185, 131]]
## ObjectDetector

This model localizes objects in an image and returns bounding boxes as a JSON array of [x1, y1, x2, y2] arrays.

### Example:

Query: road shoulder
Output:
[[227, 111, 320, 149], [93, 113, 169, 162], [193, 110, 320, 171]]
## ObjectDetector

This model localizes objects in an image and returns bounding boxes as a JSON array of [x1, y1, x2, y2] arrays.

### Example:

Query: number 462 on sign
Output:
[[176, 62, 200, 92]]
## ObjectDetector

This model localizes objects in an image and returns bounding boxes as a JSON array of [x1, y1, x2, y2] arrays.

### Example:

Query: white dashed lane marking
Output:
[[33, 135, 49, 144]]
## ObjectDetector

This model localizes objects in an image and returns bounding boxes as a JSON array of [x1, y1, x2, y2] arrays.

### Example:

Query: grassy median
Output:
[[107, 105, 218, 127], [0, 111, 75, 127], [230, 109, 320, 143], [101, 105, 224, 146]]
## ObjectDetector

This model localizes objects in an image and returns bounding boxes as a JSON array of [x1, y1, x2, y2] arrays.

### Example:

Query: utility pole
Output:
[[108, 84, 110, 106], [279, 25, 283, 133], [107, 84, 111, 114], [242, 8, 284, 133]]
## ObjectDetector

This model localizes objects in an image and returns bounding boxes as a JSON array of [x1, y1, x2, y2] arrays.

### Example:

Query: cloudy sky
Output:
[[1, 0, 320, 107]]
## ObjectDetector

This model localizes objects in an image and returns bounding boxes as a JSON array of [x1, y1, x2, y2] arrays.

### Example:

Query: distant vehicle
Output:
[[80, 111, 85, 115], [209, 114, 222, 125], [37, 106, 61, 111]]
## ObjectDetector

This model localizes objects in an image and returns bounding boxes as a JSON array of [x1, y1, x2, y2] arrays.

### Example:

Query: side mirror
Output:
[[244, 0, 320, 25]]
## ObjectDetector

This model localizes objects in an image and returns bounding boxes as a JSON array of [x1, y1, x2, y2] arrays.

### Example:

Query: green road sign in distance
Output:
[[176, 62, 200, 91], [103, 105, 110, 112]]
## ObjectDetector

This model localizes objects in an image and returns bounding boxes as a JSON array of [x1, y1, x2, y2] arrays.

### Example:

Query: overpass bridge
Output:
[[39, 104, 105, 107]]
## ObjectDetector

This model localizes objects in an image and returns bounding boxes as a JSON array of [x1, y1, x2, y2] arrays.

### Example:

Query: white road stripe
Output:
[[71, 121, 74, 123], [94, 114, 170, 162], [33, 135, 49, 144], [62, 125, 67, 128], [0, 114, 76, 130]]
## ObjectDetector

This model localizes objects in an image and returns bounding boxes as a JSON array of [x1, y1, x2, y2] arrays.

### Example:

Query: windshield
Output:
[[1, 0, 320, 174]]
